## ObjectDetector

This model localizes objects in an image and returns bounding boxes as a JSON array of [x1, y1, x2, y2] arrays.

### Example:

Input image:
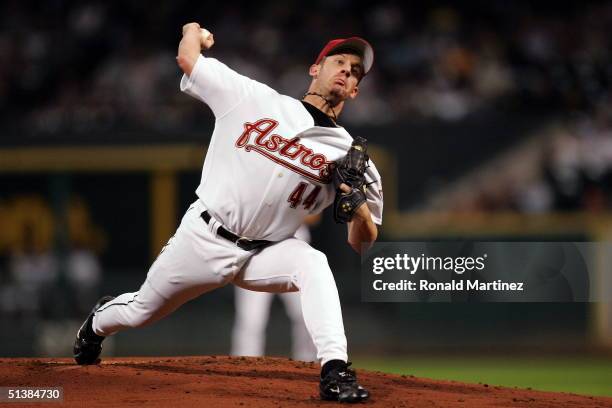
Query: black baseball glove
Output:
[[333, 136, 369, 224]]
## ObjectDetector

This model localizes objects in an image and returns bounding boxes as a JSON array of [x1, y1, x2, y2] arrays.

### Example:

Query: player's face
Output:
[[310, 53, 363, 101]]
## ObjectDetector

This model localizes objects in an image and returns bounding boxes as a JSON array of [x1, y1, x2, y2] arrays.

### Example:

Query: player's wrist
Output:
[[352, 203, 371, 221]]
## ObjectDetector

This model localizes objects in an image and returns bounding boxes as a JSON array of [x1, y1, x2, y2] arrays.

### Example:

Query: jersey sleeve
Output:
[[180, 55, 255, 118], [365, 161, 384, 225]]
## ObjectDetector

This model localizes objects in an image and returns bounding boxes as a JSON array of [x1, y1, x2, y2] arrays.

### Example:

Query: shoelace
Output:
[[335, 362, 357, 383]]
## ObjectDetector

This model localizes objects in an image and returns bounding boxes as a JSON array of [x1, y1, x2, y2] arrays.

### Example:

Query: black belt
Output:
[[200, 211, 273, 251]]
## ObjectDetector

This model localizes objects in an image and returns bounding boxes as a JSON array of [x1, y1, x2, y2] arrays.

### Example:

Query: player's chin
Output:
[[329, 86, 348, 101], [333, 83, 348, 92]]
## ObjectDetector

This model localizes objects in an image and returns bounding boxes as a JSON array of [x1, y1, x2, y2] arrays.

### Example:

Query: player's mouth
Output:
[[333, 77, 346, 87]]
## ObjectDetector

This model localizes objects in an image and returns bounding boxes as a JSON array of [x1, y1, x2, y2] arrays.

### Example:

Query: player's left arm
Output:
[[342, 158, 383, 254], [333, 140, 383, 254], [346, 200, 378, 254]]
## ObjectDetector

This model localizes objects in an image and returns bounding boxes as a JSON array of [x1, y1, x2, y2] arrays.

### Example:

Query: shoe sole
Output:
[[320, 390, 368, 403]]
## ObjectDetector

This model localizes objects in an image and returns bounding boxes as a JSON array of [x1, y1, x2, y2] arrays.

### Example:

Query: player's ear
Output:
[[309, 64, 320, 78], [349, 85, 359, 99]]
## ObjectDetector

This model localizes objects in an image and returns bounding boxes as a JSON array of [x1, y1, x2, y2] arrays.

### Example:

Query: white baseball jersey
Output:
[[180, 55, 383, 241]]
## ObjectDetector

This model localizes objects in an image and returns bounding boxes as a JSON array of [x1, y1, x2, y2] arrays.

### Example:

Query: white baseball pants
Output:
[[92, 199, 347, 365]]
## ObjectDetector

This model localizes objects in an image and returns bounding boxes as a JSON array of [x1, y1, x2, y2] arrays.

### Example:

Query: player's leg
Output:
[[233, 238, 346, 365], [279, 292, 317, 362], [233, 238, 369, 402], [74, 200, 250, 363], [230, 286, 274, 356]]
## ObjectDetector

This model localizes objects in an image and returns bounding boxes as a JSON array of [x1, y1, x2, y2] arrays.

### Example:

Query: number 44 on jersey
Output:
[[287, 182, 321, 210]]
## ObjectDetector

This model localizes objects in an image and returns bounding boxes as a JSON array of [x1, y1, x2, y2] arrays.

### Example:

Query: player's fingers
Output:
[[182, 22, 200, 36]]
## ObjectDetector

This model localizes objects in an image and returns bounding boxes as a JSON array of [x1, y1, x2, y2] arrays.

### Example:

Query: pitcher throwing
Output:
[[73, 22, 383, 403]]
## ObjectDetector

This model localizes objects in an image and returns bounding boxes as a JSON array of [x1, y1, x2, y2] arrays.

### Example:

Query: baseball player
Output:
[[73, 22, 383, 403], [231, 218, 319, 361]]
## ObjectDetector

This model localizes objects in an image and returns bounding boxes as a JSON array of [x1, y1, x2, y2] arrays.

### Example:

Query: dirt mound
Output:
[[1, 356, 610, 407]]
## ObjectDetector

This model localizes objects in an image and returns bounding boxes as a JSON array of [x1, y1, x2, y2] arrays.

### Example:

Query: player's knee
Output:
[[304, 249, 329, 271], [298, 249, 333, 283]]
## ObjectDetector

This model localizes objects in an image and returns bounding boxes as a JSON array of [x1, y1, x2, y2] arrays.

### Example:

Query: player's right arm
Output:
[[177, 23, 260, 119], [176, 22, 205, 76]]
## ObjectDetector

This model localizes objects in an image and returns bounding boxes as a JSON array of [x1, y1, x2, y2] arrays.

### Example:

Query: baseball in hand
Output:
[[200, 28, 215, 50]]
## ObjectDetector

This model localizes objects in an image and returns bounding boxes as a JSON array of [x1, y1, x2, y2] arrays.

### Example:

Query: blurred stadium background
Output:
[[1, 0, 611, 397]]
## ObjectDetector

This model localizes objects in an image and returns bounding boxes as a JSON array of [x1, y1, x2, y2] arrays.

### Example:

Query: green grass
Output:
[[353, 356, 612, 397]]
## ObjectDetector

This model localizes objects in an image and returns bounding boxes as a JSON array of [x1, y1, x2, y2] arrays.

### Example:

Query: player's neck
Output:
[[302, 93, 344, 122]]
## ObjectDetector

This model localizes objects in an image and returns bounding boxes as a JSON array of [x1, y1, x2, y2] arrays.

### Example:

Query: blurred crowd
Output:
[[1, 1, 612, 213], [0, 236, 102, 318], [431, 102, 612, 213], [0, 1, 610, 136], [0, 196, 104, 318], [502, 107, 612, 213]]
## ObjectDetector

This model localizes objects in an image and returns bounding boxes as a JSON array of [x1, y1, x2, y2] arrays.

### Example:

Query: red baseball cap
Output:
[[314, 37, 374, 75]]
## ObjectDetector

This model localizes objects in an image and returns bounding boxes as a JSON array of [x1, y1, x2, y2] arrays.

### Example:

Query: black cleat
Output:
[[73, 296, 115, 365], [320, 362, 369, 403]]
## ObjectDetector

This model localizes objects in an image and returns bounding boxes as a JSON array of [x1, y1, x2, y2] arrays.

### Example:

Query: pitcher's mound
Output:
[[2, 356, 611, 407]]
